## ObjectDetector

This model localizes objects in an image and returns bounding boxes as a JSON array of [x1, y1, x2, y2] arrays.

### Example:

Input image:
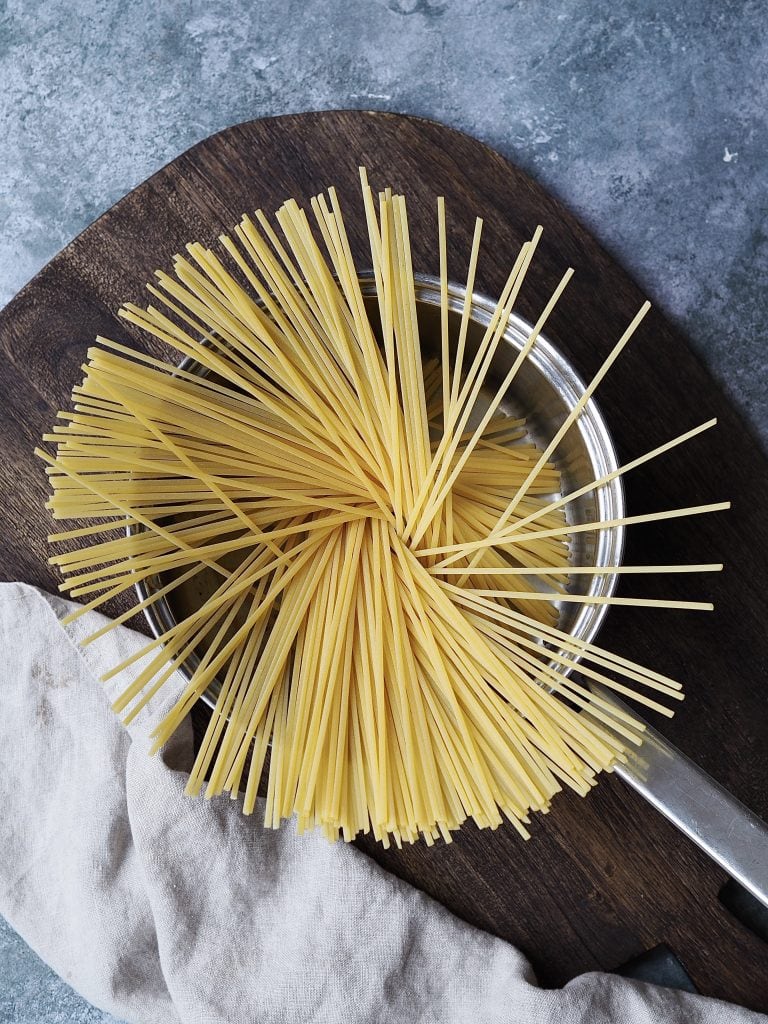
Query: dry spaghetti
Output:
[[38, 171, 727, 847]]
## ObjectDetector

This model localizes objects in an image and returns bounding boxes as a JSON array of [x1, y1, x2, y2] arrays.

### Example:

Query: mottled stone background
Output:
[[0, 0, 765, 1019]]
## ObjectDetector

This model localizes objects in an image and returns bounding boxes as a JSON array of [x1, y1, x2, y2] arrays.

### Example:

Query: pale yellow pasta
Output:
[[37, 171, 728, 845]]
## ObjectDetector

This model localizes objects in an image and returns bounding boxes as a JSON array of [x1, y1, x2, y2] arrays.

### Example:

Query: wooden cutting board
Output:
[[1, 111, 766, 1008]]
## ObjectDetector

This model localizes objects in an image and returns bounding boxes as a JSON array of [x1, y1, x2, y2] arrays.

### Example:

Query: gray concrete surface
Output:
[[0, 917, 123, 1023], [0, 0, 765, 1019]]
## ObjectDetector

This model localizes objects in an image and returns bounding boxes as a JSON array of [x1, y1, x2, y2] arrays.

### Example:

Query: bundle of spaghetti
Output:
[[38, 171, 729, 846]]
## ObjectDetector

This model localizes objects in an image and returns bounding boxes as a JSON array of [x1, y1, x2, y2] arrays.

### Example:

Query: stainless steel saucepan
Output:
[[134, 274, 768, 908]]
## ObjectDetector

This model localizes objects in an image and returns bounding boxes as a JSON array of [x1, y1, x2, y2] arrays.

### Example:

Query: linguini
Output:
[[38, 171, 728, 847]]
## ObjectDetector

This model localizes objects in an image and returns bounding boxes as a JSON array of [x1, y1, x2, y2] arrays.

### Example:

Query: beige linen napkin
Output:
[[0, 581, 762, 1024]]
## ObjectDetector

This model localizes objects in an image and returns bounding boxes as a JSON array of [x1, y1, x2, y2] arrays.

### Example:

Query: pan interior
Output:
[[134, 275, 624, 705]]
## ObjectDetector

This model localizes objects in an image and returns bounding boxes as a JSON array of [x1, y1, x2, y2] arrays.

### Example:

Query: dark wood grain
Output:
[[1, 110, 766, 1007]]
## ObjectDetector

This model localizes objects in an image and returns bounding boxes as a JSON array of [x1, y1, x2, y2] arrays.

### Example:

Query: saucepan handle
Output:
[[591, 684, 768, 911]]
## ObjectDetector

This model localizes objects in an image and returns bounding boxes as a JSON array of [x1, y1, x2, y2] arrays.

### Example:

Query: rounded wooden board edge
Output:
[[0, 106, 758, 435], [2, 109, 767, 1009]]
